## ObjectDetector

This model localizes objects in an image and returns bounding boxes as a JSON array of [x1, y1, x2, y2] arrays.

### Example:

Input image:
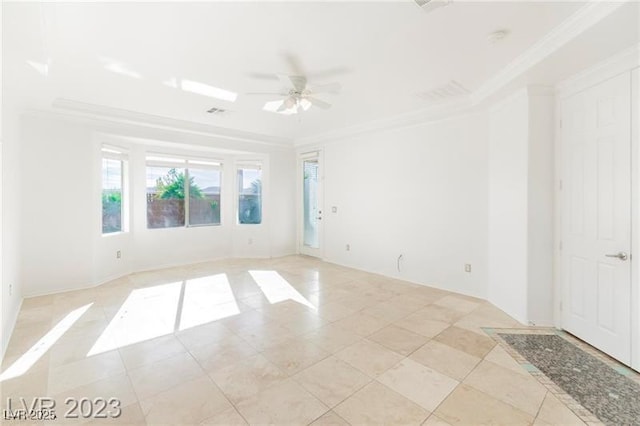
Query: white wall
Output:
[[633, 67, 640, 372], [319, 113, 490, 298], [20, 113, 296, 297], [487, 91, 529, 323], [526, 91, 555, 325], [1, 112, 23, 359], [487, 87, 555, 325]]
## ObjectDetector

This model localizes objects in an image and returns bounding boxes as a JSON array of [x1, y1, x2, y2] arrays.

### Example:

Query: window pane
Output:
[[146, 167, 186, 228], [238, 168, 262, 224], [303, 160, 319, 248], [102, 159, 123, 234], [189, 168, 221, 226]]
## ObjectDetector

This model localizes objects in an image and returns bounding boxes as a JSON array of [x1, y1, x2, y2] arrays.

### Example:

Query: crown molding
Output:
[[471, 0, 628, 105], [295, 98, 474, 147], [295, 0, 628, 147], [555, 42, 640, 98], [51, 98, 294, 148]]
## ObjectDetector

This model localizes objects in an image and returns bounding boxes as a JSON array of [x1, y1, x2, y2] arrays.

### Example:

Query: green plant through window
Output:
[[147, 165, 221, 228]]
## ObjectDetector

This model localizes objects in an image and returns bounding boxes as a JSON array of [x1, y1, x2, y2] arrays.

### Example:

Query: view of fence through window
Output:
[[237, 165, 262, 224], [146, 158, 221, 229], [102, 157, 123, 234]]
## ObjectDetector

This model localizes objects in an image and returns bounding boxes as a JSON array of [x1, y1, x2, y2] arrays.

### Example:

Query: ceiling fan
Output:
[[247, 54, 343, 114]]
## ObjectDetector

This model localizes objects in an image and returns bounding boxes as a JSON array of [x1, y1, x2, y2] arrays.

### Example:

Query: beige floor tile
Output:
[[189, 335, 258, 375], [394, 316, 450, 338], [434, 384, 534, 425], [368, 325, 429, 356], [361, 302, 413, 322], [21, 295, 54, 310], [334, 381, 429, 425], [336, 339, 403, 377], [0, 369, 49, 408], [409, 340, 480, 381], [310, 410, 351, 426], [140, 376, 232, 425], [175, 321, 234, 352], [423, 414, 453, 425], [333, 312, 390, 337], [483, 345, 529, 376], [127, 351, 204, 400], [262, 339, 330, 376], [200, 406, 248, 425], [302, 323, 362, 353], [294, 356, 371, 408], [82, 402, 146, 425], [48, 350, 126, 395], [118, 334, 187, 370], [48, 333, 107, 368], [234, 321, 297, 351], [377, 358, 459, 412], [219, 309, 275, 332], [52, 373, 138, 409], [385, 294, 433, 311], [408, 305, 466, 324], [209, 354, 287, 404], [235, 378, 328, 425], [463, 360, 547, 416], [433, 295, 480, 314], [0, 347, 51, 382], [434, 326, 496, 358], [534, 392, 586, 425], [2, 256, 545, 426]]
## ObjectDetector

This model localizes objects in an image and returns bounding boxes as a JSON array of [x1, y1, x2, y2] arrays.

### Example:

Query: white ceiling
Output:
[[4, 1, 638, 143]]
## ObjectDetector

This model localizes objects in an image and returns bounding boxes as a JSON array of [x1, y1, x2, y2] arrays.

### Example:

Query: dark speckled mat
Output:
[[499, 333, 640, 426]]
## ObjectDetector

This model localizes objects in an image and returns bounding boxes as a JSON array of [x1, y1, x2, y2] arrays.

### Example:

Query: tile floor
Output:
[[0, 256, 588, 425]]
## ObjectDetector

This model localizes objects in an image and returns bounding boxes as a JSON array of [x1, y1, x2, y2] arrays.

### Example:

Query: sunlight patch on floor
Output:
[[87, 282, 182, 356], [179, 274, 240, 330], [0, 303, 93, 382], [249, 270, 317, 310]]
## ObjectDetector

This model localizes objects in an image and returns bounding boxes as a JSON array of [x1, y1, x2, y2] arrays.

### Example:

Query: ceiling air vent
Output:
[[414, 0, 451, 13], [417, 80, 470, 103], [206, 107, 229, 116]]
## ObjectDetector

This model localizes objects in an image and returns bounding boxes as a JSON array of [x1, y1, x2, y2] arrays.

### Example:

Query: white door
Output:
[[561, 72, 632, 365], [300, 151, 323, 257]]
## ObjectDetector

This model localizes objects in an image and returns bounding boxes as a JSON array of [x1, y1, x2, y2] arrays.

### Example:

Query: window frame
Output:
[[145, 153, 223, 229], [101, 145, 129, 236], [236, 160, 263, 226]]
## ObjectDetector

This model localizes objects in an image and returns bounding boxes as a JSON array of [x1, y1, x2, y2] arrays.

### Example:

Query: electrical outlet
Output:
[[116, 250, 121, 259], [332, 206, 338, 213], [346, 244, 350, 251], [464, 264, 471, 272]]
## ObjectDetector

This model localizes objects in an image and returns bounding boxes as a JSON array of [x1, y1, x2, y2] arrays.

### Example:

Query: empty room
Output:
[[1, 0, 639, 424]]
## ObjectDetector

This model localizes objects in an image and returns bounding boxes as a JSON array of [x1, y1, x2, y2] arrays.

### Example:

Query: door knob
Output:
[[605, 252, 628, 261]]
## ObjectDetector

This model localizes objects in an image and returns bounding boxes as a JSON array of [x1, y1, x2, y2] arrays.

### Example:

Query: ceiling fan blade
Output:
[[311, 82, 341, 94], [307, 66, 350, 80], [277, 73, 293, 89], [245, 92, 288, 96], [288, 75, 307, 92], [247, 72, 279, 81], [307, 97, 331, 109], [284, 53, 306, 77]]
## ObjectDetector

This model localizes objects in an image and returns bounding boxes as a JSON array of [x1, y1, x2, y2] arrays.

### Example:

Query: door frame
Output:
[[297, 149, 324, 259], [554, 45, 640, 371]]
